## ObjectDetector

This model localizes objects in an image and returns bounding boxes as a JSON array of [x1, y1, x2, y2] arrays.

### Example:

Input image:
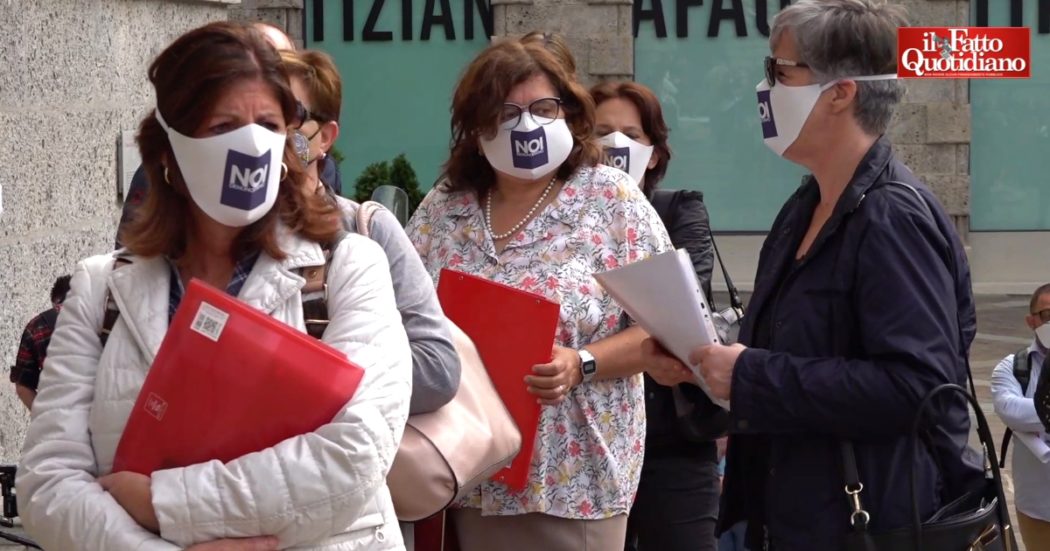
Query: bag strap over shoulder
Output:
[[302, 229, 350, 340], [99, 256, 133, 347], [302, 201, 387, 339], [999, 347, 1034, 466], [355, 200, 384, 240]]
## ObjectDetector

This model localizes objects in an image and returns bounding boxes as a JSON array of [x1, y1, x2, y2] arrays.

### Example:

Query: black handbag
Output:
[[840, 384, 1018, 551]]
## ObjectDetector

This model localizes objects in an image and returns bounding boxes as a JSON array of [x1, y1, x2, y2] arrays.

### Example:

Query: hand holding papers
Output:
[[594, 249, 730, 410]]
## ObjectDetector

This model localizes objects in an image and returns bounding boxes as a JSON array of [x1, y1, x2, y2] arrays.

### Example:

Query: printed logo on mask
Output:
[[221, 149, 271, 210], [604, 147, 630, 174], [758, 90, 778, 139], [511, 127, 549, 169]]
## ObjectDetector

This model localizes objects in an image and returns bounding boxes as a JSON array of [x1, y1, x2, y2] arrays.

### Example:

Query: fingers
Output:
[[530, 362, 562, 377], [689, 344, 715, 367]]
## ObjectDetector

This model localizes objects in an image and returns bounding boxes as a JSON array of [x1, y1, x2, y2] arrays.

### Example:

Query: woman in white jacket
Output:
[[16, 21, 412, 551]]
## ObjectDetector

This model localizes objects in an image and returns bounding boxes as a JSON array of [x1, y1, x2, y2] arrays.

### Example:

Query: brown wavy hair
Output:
[[280, 49, 342, 123], [120, 21, 339, 261], [590, 80, 672, 195], [441, 33, 601, 195]]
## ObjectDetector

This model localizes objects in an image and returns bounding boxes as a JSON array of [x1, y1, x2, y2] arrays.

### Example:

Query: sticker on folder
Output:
[[436, 269, 560, 492], [190, 301, 229, 341]]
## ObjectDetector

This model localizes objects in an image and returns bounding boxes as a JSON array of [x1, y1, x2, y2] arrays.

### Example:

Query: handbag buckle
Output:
[[845, 483, 870, 528]]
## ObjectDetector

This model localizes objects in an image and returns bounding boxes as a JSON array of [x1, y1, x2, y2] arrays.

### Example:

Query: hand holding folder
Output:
[[594, 249, 730, 410], [112, 279, 365, 475], [436, 269, 560, 492]]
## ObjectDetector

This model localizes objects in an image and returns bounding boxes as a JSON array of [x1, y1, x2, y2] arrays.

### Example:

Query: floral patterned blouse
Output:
[[406, 165, 672, 519]]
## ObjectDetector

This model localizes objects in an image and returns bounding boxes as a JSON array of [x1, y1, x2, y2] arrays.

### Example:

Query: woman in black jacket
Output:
[[592, 81, 726, 551], [641, 2, 986, 550]]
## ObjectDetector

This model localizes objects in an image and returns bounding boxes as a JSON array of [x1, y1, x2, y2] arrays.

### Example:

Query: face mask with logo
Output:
[[156, 110, 287, 227], [1036, 322, 1050, 349], [598, 131, 654, 187], [756, 74, 897, 157], [480, 115, 574, 180]]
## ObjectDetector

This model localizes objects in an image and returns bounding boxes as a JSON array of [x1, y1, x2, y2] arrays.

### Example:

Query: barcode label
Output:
[[190, 301, 229, 342]]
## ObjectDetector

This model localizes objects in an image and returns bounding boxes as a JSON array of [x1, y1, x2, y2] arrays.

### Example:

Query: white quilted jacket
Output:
[[17, 229, 412, 550]]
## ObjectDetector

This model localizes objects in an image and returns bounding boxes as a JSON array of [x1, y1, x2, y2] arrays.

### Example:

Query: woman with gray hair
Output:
[[641, 1, 985, 549]]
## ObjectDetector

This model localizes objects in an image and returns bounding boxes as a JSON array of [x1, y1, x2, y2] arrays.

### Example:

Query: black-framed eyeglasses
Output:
[[1033, 308, 1050, 324], [293, 101, 317, 128], [499, 97, 562, 130], [765, 56, 810, 87]]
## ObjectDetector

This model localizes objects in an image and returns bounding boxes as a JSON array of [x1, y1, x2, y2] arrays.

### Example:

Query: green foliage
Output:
[[353, 160, 390, 205], [353, 153, 425, 216]]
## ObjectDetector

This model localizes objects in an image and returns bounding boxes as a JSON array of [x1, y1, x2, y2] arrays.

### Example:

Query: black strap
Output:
[[301, 229, 350, 340], [650, 189, 742, 313], [99, 257, 133, 347], [999, 348, 1034, 467], [1035, 353, 1050, 433]]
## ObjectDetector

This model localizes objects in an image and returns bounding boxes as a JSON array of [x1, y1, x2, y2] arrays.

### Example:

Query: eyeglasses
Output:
[[498, 97, 562, 130], [765, 56, 810, 87], [1033, 308, 1050, 324], [293, 101, 318, 128]]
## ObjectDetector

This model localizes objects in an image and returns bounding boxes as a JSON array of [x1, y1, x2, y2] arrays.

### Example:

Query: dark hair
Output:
[[590, 80, 672, 194], [1031, 283, 1050, 313], [121, 21, 339, 261], [51, 275, 72, 305], [441, 34, 601, 196]]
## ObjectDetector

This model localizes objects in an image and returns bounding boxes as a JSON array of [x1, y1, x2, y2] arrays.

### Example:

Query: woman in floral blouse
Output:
[[406, 35, 671, 550]]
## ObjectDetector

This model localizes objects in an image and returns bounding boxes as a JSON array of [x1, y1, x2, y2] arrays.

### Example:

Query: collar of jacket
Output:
[[786, 135, 895, 254], [106, 224, 326, 364], [738, 136, 895, 347]]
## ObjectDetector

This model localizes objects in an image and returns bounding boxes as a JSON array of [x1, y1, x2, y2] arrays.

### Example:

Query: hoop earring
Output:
[[163, 166, 172, 185], [280, 162, 288, 182]]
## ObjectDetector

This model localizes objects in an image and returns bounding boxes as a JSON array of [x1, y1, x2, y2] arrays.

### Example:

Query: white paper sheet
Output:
[[1016, 431, 1050, 463], [594, 249, 729, 410]]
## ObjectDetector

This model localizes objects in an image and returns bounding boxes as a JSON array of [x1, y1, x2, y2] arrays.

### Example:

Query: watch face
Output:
[[583, 361, 597, 375]]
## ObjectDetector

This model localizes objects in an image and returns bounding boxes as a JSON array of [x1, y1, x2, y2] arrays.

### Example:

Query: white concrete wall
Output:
[[0, 0, 235, 463]]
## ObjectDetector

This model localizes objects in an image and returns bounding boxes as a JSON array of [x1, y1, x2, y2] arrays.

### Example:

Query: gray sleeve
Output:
[[363, 207, 462, 414]]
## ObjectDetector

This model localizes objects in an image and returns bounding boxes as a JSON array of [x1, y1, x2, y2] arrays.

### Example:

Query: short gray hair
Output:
[[771, 0, 908, 135]]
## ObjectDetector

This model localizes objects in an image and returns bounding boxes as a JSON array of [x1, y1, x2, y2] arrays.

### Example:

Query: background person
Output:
[[641, 1, 984, 549], [591, 80, 722, 551], [280, 48, 461, 415], [10, 275, 72, 410], [991, 283, 1050, 549]]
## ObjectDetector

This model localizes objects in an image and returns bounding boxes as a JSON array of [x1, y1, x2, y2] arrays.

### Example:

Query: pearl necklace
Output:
[[484, 175, 557, 241]]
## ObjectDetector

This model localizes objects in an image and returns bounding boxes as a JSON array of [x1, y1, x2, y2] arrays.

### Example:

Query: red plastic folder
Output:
[[112, 279, 365, 475], [436, 269, 561, 492]]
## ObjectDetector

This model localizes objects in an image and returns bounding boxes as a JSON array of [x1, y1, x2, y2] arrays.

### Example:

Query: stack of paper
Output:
[[594, 249, 729, 410], [1016, 432, 1050, 463]]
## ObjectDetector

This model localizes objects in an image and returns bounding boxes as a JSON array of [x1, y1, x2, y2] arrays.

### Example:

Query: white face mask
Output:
[[599, 131, 654, 187], [1036, 322, 1050, 349], [756, 74, 898, 157], [480, 115, 574, 180], [156, 110, 287, 227]]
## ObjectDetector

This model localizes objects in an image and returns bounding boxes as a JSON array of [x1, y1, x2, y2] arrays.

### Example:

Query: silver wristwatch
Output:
[[578, 348, 597, 384]]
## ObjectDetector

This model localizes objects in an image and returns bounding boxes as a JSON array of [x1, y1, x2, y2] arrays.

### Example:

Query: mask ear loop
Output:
[[280, 162, 289, 182]]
